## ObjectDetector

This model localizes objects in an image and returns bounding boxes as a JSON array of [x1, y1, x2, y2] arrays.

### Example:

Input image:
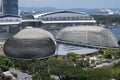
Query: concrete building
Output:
[[98, 9, 114, 15]]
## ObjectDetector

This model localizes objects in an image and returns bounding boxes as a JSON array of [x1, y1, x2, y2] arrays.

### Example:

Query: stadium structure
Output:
[[34, 10, 96, 24]]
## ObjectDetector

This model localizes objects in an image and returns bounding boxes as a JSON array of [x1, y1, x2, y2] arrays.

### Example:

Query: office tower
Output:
[[0, 0, 3, 15], [0, 0, 18, 15]]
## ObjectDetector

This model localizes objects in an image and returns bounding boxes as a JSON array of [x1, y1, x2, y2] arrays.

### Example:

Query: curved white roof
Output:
[[33, 10, 96, 23], [33, 10, 88, 19]]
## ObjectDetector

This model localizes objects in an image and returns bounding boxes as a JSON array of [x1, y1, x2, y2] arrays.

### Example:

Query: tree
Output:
[[32, 70, 51, 80], [67, 52, 82, 61], [111, 60, 120, 80], [112, 67, 120, 80], [92, 15, 120, 25], [12, 55, 120, 80], [51, 65, 88, 80], [103, 49, 114, 59], [88, 67, 112, 80], [0, 57, 12, 71], [118, 40, 120, 45], [114, 49, 120, 59]]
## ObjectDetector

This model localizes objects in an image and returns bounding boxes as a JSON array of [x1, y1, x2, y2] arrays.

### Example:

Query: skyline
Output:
[[19, 0, 120, 9]]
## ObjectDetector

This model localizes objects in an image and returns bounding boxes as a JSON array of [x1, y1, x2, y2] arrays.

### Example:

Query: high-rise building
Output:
[[0, 0, 3, 15], [0, 0, 18, 15]]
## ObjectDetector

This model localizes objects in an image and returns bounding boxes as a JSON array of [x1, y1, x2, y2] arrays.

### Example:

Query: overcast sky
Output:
[[19, 0, 120, 9]]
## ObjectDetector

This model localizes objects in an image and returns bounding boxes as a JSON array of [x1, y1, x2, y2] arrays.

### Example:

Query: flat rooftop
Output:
[[57, 43, 99, 56]]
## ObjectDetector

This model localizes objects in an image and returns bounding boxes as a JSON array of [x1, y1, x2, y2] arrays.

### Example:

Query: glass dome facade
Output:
[[56, 26, 119, 48], [3, 28, 56, 60]]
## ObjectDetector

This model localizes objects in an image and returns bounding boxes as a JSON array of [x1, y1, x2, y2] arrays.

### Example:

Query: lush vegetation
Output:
[[0, 50, 120, 80], [0, 56, 12, 80], [93, 15, 120, 25], [118, 40, 120, 45], [0, 56, 12, 71], [112, 61, 120, 80], [11, 51, 120, 80], [100, 49, 120, 59]]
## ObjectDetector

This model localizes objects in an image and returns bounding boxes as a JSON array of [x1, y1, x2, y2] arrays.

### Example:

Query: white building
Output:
[[98, 9, 114, 15], [34, 10, 96, 24]]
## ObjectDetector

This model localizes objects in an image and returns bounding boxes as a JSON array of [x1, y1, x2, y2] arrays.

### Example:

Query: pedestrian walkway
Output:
[[94, 59, 120, 68], [9, 68, 32, 80]]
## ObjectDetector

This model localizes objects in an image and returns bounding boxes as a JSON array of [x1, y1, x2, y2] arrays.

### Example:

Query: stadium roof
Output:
[[34, 10, 87, 18]]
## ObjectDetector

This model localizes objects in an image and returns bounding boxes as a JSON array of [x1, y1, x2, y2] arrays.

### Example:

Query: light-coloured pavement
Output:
[[0, 48, 6, 56], [9, 68, 32, 80], [94, 59, 120, 68]]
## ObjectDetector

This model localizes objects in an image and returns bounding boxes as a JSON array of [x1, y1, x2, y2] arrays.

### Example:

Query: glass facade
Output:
[[3, 28, 56, 60], [3, 0, 18, 15], [0, 0, 3, 14], [56, 26, 119, 48]]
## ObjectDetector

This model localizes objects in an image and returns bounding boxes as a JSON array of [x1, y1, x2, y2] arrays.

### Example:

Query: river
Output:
[[110, 27, 120, 40]]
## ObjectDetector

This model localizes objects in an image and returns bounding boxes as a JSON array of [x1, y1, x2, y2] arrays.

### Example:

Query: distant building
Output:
[[98, 9, 114, 15], [0, 0, 18, 15]]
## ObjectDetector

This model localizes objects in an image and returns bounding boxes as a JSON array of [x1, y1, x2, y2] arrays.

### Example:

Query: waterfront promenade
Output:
[[0, 48, 5, 56]]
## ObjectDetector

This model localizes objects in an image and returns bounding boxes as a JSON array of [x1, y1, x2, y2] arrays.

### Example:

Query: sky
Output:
[[19, 0, 120, 9]]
